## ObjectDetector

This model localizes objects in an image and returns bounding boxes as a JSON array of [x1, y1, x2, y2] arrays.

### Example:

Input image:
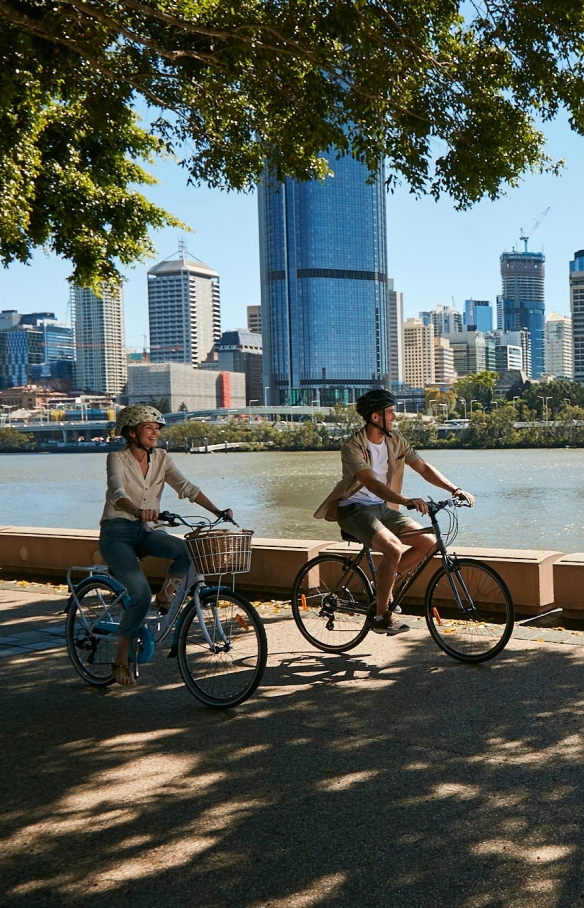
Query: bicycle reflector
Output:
[[301, 594, 307, 611], [236, 614, 250, 631]]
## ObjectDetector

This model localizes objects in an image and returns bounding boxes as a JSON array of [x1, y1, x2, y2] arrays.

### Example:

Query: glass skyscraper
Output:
[[499, 250, 545, 379], [258, 153, 389, 406]]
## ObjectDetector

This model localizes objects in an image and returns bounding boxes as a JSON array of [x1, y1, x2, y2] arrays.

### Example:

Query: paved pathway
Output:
[[2, 581, 584, 908]]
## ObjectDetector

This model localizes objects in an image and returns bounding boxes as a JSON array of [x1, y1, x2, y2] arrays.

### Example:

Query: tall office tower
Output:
[[464, 299, 492, 332], [545, 312, 573, 379], [247, 305, 262, 334], [258, 153, 389, 406], [387, 279, 404, 385], [403, 318, 435, 388], [72, 285, 127, 396], [434, 337, 456, 384], [148, 247, 221, 367], [426, 304, 463, 337], [569, 250, 584, 383], [500, 249, 545, 378]]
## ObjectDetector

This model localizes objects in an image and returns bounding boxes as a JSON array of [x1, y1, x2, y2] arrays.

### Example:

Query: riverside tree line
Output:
[[3, 374, 584, 452]]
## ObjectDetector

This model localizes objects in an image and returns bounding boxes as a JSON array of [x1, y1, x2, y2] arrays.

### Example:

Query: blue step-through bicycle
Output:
[[65, 512, 267, 707]]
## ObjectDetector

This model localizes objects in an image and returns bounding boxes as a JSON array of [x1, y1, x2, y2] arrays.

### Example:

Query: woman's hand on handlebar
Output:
[[216, 507, 235, 524], [139, 508, 159, 523]]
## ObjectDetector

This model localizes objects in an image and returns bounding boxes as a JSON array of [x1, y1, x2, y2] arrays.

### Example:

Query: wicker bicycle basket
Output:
[[184, 527, 254, 575]]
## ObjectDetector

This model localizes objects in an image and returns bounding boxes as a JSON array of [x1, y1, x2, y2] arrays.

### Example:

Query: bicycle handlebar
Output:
[[156, 510, 239, 529], [405, 497, 471, 514]]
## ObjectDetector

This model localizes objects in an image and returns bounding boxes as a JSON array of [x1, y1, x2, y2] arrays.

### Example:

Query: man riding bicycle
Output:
[[314, 390, 474, 635]]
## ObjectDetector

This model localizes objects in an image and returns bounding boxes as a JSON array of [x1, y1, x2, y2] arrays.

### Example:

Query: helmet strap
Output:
[[366, 411, 392, 438]]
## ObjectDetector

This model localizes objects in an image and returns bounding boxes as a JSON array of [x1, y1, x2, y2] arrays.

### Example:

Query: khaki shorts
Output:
[[337, 502, 416, 548]]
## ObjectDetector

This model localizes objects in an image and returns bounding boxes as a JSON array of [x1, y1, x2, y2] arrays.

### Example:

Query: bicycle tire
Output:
[[291, 554, 373, 653], [425, 558, 514, 663], [66, 578, 127, 686], [177, 590, 267, 707]]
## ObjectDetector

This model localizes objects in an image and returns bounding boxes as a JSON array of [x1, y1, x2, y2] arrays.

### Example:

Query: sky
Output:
[[0, 114, 583, 348]]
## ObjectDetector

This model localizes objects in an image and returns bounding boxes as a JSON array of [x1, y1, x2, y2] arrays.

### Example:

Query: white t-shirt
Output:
[[339, 439, 387, 507]]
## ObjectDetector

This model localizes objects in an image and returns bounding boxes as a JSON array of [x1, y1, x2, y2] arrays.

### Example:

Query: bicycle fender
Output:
[[64, 574, 128, 613]]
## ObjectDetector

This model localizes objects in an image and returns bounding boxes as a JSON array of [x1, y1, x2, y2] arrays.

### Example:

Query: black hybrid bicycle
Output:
[[291, 498, 514, 664]]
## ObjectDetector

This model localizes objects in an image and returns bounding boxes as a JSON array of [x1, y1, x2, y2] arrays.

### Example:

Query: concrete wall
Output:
[[1, 526, 583, 619]]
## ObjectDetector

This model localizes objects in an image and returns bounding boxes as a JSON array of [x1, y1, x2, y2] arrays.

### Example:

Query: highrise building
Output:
[[464, 300, 492, 333], [403, 318, 435, 388], [569, 250, 584, 383], [441, 329, 487, 377], [72, 285, 127, 396], [545, 312, 573, 379], [425, 304, 463, 337], [202, 329, 263, 404], [387, 279, 404, 385], [258, 152, 389, 406], [247, 305, 262, 334], [433, 337, 456, 385], [499, 249, 545, 378], [148, 247, 221, 367]]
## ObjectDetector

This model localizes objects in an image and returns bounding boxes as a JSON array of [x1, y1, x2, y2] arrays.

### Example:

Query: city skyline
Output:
[[0, 115, 582, 346]]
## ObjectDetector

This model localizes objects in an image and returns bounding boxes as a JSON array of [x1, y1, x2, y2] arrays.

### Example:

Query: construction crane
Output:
[[519, 207, 550, 252]]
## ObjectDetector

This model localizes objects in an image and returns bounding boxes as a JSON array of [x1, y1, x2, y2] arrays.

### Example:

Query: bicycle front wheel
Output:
[[66, 579, 126, 686], [291, 554, 373, 653], [177, 591, 267, 707], [425, 558, 514, 663]]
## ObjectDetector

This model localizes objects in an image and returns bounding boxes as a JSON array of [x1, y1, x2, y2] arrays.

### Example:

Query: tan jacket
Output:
[[314, 426, 420, 521]]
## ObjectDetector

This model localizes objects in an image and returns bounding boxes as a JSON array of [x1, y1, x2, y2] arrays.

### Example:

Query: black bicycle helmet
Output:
[[355, 389, 398, 420]]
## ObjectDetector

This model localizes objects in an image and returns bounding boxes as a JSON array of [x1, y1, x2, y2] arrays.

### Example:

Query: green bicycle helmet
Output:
[[115, 404, 166, 436]]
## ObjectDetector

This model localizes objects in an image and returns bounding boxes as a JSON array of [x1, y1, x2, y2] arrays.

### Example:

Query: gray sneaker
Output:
[[392, 604, 402, 614], [372, 612, 410, 635]]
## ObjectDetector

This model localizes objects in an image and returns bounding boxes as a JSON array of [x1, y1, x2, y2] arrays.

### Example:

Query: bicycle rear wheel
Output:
[[66, 579, 126, 686], [425, 558, 514, 663], [291, 554, 373, 653], [177, 590, 267, 707]]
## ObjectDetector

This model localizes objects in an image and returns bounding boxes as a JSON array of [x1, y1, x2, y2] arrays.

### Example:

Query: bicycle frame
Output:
[[335, 500, 470, 615], [67, 532, 237, 668]]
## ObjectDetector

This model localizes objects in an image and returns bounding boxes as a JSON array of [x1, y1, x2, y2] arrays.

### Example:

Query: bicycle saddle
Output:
[[340, 529, 361, 544]]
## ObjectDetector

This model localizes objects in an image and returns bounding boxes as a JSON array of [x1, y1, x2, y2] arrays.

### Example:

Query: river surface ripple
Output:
[[2, 448, 583, 552]]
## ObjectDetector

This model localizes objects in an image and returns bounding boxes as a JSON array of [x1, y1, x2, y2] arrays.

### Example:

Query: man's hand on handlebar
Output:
[[453, 489, 475, 507], [404, 497, 429, 515]]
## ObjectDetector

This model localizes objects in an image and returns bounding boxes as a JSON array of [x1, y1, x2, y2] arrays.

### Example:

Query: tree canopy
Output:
[[4, 0, 584, 283]]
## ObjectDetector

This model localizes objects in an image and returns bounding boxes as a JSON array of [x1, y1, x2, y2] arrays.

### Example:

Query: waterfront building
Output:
[[545, 312, 573, 379], [499, 249, 545, 378], [258, 152, 389, 407], [127, 362, 245, 411], [148, 247, 221, 368], [72, 285, 127, 396], [201, 330, 263, 404], [387, 279, 404, 385], [569, 250, 584, 383], [247, 305, 262, 334], [433, 337, 456, 385], [464, 300, 492, 333], [403, 318, 435, 388]]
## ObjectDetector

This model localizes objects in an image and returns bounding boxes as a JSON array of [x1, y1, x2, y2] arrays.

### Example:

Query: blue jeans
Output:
[[99, 519, 191, 640]]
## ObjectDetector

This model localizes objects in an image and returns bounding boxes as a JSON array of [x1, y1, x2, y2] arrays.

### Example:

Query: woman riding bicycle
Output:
[[99, 405, 232, 686]]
